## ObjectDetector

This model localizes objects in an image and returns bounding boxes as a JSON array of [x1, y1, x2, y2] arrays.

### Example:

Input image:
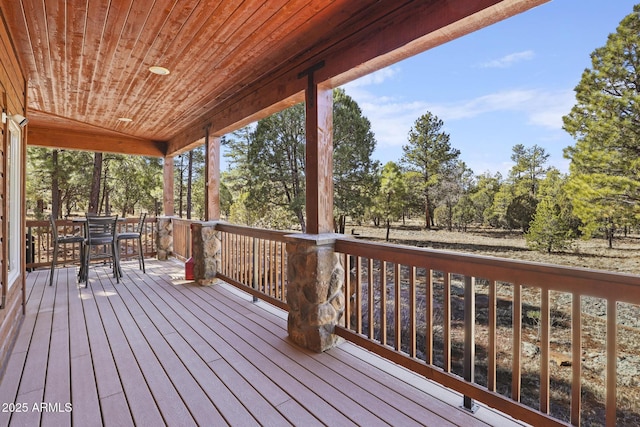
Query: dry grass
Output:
[[350, 222, 640, 275], [347, 221, 640, 426]]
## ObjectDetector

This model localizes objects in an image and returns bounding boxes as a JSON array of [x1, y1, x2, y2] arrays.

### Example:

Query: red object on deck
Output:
[[185, 257, 195, 280]]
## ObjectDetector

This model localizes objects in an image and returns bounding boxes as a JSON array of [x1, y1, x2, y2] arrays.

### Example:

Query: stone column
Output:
[[191, 221, 222, 285], [156, 216, 173, 260], [286, 234, 345, 353]]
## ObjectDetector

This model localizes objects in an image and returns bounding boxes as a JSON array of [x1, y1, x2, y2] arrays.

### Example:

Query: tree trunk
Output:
[[425, 193, 432, 229], [385, 219, 391, 241], [88, 152, 103, 214], [178, 156, 184, 218], [296, 209, 306, 233], [186, 150, 193, 219], [51, 150, 60, 218]]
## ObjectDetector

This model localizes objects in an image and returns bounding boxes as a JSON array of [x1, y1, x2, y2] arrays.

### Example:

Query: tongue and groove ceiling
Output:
[[1, 0, 546, 157]]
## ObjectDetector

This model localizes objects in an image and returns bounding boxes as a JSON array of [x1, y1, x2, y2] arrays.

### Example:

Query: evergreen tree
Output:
[[401, 112, 460, 229], [488, 144, 549, 231], [224, 90, 378, 231], [563, 4, 640, 247], [371, 162, 407, 241], [525, 169, 577, 253], [472, 171, 502, 225], [333, 88, 379, 233]]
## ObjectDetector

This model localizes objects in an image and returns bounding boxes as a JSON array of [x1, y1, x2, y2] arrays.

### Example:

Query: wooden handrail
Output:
[[333, 235, 639, 426]]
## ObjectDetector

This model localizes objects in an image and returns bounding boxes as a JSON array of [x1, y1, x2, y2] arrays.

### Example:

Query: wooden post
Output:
[[206, 133, 221, 221], [163, 156, 174, 216], [300, 62, 333, 234]]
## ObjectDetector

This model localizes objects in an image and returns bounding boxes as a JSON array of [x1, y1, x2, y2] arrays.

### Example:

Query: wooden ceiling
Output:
[[1, 0, 547, 157]]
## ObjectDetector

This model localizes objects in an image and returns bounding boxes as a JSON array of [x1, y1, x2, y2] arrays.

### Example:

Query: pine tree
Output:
[[563, 4, 640, 247], [525, 169, 577, 253], [372, 162, 407, 241], [401, 112, 460, 229]]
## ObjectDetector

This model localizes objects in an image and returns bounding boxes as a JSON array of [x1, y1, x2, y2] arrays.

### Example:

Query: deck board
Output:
[[0, 259, 528, 426]]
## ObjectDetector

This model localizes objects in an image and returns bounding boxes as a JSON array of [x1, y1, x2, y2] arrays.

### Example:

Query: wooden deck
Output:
[[0, 259, 527, 426]]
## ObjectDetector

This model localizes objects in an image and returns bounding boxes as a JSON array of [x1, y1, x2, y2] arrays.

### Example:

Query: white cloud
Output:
[[345, 87, 575, 150], [344, 66, 401, 88], [478, 50, 535, 68]]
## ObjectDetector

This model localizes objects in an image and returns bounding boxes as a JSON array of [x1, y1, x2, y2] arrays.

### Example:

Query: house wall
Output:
[[0, 7, 26, 374]]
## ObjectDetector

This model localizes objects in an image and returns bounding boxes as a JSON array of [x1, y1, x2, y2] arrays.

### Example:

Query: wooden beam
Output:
[[166, 0, 547, 155], [304, 69, 333, 234], [163, 156, 174, 216], [27, 127, 167, 157], [206, 133, 220, 221]]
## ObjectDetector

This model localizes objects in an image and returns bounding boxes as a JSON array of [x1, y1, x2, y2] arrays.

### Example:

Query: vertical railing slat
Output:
[[344, 254, 352, 331], [571, 294, 582, 426], [368, 258, 374, 339], [512, 283, 522, 402], [394, 263, 401, 351], [606, 299, 616, 427], [381, 261, 387, 346], [463, 275, 475, 410], [426, 268, 433, 365], [488, 280, 497, 392], [356, 256, 362, 335], [444, 272, 451, 372], [409, 266, 416, 358], [541, 288, 550, 414]]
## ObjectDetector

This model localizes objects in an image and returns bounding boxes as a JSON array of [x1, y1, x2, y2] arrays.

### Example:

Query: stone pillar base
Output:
[[286, 234, 345, 353], [191, 221, 222, 286], [156, 216, 174, 260]]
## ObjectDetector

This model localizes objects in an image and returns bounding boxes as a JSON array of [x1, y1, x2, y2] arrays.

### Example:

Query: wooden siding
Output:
[[0, 7, 26, 377], [0, 260, 525, 426]]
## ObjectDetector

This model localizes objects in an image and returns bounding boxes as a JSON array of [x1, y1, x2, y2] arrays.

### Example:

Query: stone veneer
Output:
[[286, 234, 345, 353], [156, 216, 173, 260], [190, 221, 222, 285]]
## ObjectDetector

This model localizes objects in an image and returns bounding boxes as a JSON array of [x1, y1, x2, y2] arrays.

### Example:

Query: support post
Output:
[[156, 217, 173, 261], [286, 234, 344, 352], [190, 221, 221, 285], [163, 156, 175, 216], [300, 61, 333, 234], [286, 63, 344, 353], [205, 128, 221, 221]]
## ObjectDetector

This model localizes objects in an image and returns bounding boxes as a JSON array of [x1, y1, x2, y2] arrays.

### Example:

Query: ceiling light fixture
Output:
[[149, 66, 170, 75], [118, 117, 133, 122]]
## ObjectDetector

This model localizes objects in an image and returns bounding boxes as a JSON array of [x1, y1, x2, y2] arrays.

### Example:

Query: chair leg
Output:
[[49, 244, 58, 286], [138, 237, 145, 273], [112, 243, 120, 283], [84, 246, 90, 287]]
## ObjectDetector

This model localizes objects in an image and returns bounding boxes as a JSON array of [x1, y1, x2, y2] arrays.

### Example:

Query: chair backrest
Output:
[[136, 212, 147, 234], [85, 215, 118, 246], [49, 214, 59, 241]]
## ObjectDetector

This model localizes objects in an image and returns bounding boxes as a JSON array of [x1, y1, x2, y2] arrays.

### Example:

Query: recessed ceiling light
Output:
[[118, 117, 133, 122], [149, 66, 170, 75]]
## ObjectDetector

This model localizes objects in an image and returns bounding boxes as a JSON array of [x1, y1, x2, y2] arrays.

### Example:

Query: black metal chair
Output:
[[117, 212, 146, 274], [83, 214, 120, 286], [49, 214, 85, 286]]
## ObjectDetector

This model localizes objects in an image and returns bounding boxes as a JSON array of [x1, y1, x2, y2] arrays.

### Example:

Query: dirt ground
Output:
[[347, 221, 640, 426], [349, 222, 640, 275]]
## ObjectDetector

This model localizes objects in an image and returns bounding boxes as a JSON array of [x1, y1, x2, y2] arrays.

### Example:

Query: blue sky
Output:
[[341, 1, 638, 177]]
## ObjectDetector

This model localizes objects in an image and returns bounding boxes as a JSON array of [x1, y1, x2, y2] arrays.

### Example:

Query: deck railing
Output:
[[216, 223, 289, 311], [333, 236, 640, 427], [26, 217, 158, 270], [172, 218, 194, 261], [32, 214, 639, 426]]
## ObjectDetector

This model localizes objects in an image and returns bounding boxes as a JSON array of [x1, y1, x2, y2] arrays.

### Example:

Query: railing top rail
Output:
[[215, 222, 294, 241], [335, 236, 640, 302]]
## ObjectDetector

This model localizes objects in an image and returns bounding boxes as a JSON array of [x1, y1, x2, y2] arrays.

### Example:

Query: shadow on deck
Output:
[[0, 260, 526, 426]]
